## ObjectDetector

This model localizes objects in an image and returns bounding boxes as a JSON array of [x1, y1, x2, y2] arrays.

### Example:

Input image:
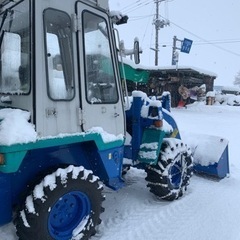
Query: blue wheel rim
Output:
[[48, 191, 91, 239], [170, 160, 182, 189]]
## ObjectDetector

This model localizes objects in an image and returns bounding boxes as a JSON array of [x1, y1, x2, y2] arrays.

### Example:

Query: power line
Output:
[[120, 0, 141, 11], [160, 15, 240, 57], [193, 39, 240, 45], [141, 5, 155, 45], [116, 1, 240, 57], [130, 14, 154, 18], [128, 14, 154, 20], [123, 0, 153, 14], [120, 0, 150, 12], [160, 39, 240, 47]]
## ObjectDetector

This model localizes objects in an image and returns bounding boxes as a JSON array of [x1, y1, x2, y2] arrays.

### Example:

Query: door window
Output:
[[82, 11, 118, 104], [44, 9, 74, 100]]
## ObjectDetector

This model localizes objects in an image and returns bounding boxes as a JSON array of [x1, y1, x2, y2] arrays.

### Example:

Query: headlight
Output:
[[153, 120, 163, 128]]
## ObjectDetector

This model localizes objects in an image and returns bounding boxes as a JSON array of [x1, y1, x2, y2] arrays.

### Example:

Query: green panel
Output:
[[138, 128, 165, 164], [0, 132, 123, 153], [0, 132, 124, 173], [0, 151, 27, 173], [119, 62, 149, 83]]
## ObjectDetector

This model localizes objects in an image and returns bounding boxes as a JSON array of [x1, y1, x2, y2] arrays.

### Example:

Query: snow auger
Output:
[[183, 133, 229, 179]]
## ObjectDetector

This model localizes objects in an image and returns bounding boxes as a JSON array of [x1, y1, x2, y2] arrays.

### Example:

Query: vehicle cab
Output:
[[0, 0, 125, 138]]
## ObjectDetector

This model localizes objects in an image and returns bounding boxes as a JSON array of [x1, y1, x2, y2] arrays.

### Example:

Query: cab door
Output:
[[77, 2, 125, 136]]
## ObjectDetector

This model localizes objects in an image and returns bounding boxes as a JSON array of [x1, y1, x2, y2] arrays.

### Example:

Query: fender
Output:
[[138, 128, 165, 165]]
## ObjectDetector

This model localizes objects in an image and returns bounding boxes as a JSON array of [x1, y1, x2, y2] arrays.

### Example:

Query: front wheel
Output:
[[145, 138, 193, 201], [15, 165, 104, 240]]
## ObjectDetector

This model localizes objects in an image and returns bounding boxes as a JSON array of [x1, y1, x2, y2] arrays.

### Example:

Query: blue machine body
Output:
[[0, 134, 124, 226], [0, 92, 230, 227], [124, 92, 180, 164]]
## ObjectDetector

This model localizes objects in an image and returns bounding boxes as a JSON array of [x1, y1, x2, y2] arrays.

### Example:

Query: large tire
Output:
[[15, 165, 104, 240], [145, 138, 193, 201]]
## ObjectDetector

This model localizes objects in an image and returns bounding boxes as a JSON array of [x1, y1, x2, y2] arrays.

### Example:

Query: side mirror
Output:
[[133, 38, 140, 64]]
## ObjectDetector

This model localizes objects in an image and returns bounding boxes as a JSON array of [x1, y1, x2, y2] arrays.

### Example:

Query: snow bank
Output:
[[190, 91, 240, 106], [215, 93, 240, 106]]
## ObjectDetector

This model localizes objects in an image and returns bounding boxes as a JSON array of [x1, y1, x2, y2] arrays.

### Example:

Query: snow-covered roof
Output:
[[222, 86, 240, 92], [151, 65, 217, 78], [121, 57, 217, 78]]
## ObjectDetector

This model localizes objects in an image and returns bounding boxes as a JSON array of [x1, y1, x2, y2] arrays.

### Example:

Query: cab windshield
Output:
[[0, 0, 30, 94]]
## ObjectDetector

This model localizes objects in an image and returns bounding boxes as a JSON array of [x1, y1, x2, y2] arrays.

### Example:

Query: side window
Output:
[[44, 9, 74, 100], [0, 0, 30, 94], [82, 11, 118, 104]]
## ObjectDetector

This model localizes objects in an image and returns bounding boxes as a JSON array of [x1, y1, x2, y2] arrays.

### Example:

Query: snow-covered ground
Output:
[[1, 103, 240, 240]]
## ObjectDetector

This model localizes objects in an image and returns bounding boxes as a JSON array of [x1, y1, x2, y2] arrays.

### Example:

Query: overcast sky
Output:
[[109, 0, 240, 86]]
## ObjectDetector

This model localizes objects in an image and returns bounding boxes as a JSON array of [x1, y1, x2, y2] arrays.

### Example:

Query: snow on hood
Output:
[[0, 109, 123, 146], [86, 127, 124, 142], [0, 108, 37, 145]]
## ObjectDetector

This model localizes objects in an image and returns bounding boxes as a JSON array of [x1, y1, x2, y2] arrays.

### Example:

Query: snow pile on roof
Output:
[[222, 86, 240, 92], [120, 57, 217, 77], [0, 108, 37, 146], [152, 65, 217, 77]]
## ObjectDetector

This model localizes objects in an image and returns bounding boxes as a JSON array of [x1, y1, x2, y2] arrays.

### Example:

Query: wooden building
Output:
[[120, 60, 217, 107]]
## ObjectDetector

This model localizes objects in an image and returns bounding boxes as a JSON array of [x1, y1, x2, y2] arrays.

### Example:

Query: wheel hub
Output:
[[48, 191, 91, 239], [170, 159, 183, 189]]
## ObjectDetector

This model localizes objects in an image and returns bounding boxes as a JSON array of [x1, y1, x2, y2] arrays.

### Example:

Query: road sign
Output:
[[181, 38, 193, 54]]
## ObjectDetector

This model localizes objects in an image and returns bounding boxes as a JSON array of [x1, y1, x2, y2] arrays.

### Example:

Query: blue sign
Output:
[[181, 38, 193, 54]]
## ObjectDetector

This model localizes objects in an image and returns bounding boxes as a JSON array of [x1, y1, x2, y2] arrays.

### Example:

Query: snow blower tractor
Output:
[[0, 0, 229, 239]]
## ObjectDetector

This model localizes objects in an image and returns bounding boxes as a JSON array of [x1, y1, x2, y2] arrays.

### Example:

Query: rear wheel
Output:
[[15, 165, 104, 240], [145, 138, 193, 201]]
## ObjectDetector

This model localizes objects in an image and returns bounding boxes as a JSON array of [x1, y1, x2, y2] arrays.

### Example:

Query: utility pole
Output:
[[153, 0, 169, 66], [171, 36, 193, 66], [154, 0, 159, 66], [172, 35, 178, 65]]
